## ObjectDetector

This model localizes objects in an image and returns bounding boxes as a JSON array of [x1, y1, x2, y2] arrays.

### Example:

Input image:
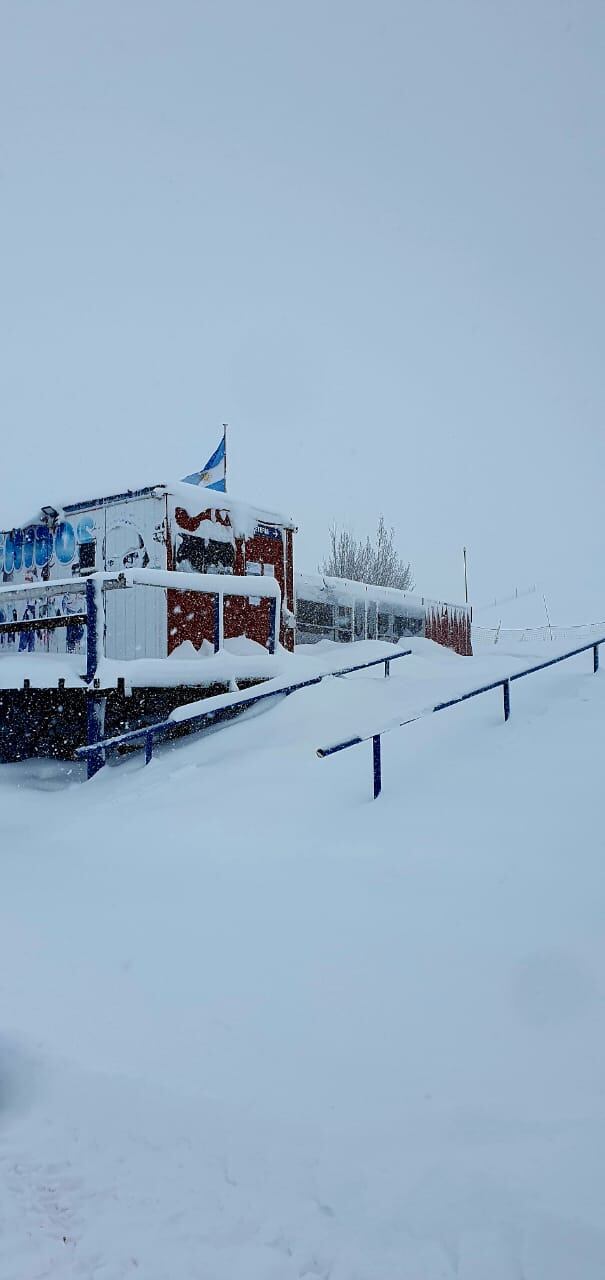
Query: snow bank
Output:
[[1, 636, 605, 1278]]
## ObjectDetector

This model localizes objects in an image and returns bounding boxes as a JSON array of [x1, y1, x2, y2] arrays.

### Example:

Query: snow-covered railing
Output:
[[0, 576, 91, 667], [317, 636, 605, 800], [89, 568, 282, 674], [0, 569, 282, 686], [76, 649, 413, 779]]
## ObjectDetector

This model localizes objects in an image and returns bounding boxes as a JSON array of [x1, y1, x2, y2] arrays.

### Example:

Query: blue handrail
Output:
[[317, 637, 605, 799], [76, 647, 413, 777]]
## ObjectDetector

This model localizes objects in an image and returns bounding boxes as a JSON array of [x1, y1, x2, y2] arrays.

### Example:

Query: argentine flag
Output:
[[182, 433, 226, 491]]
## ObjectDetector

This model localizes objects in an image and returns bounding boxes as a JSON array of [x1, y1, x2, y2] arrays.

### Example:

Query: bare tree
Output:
[[321, 517, 414, 591]]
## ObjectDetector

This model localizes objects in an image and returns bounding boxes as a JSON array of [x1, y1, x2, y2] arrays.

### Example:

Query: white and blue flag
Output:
[[182, 432, 226, 491]]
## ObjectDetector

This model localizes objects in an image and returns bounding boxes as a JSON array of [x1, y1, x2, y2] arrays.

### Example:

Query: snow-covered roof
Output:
[[295, 571, 426, 614], [295, 571, 470, 616], [164, 481, 296, 537], [13, 480, 296, 536]]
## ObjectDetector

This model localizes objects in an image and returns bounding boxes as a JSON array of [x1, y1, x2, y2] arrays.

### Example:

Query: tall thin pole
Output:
[[543, 593, 553, 641], [222, 423, 228, 491], [463, 546, 468, 605]]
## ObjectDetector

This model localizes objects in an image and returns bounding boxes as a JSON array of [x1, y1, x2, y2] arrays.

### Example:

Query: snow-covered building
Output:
[[0, 481, 296, 658], [295, 572, 472, 656], [0, 475, 471, 767]]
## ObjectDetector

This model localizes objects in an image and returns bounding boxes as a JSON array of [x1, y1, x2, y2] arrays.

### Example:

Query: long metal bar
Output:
[[0, 573, 133, 600], [78, 679, 321, 757], [0, 567, 274, 603], [76, 649, 413, 761], [507, 638, 605, 683], [328, 650, 411, 678], [0, 613, 86, 635], [0, 579, 87, 601], [319, 735, 364, 758], [433, 675, 515, 713], [317, 637, 605, 795]]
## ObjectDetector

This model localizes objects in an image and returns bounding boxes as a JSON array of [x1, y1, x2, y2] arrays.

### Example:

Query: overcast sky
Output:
[[2, 0, 603, 617]]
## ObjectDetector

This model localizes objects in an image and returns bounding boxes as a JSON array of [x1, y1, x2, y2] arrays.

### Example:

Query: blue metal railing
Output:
[[76, 648, 412, 778], [317, 636, 605, 799], [0, 571, 285, 778]]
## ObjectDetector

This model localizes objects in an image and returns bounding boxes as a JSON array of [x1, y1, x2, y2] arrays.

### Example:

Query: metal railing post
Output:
[[213, 594, 220, 652], [86, 692, 106, 779], [145, 732, 154, 765], [503, 679, 511, 722], [384, 659, 390, 677], [268, 597, 277, 654], [372, 734, 382, 799], [85, 578, 98, 684], [317, 633, 605, 800], [78, 652, 412, 776]]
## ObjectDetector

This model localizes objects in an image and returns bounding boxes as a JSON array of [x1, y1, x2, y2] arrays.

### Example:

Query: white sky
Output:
[[1, 0, 603, 619]]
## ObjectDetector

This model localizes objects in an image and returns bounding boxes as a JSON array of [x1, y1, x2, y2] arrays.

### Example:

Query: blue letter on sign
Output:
[[55, 521, 75, 565], [35, 525, 51, 568]]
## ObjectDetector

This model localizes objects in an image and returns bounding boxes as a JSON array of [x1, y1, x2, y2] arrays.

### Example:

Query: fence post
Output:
[[503, 679, 511, 722], [86, 692, 106, 779], [268, 597, 277, 654], [145, 732, 154, 765], [213, 593, 220, 652], [85, 578, 98, 684], [594, 644, 599, 674], [384, 659, 390, 677], [372, 734, 382, 799]]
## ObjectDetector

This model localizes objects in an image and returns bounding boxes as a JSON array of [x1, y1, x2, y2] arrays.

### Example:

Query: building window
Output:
[[378, 610, 391, 637], [79, 541, 96, 571], [176, 533, 235, 574], [246, 560, 275, 577]]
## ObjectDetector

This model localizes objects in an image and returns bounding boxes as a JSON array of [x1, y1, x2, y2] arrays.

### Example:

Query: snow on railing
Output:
[[0, 570, 284, 770], [0, 577, 90, 663], [0, 569, 282, 684], [76, 649, 413, 779], [317, 637, 605, 800]]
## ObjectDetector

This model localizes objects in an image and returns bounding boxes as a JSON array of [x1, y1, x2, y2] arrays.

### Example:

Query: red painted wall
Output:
[[166, 505, 295, 655], [425, 605, 473, 656], [167, 588, 217, 654]]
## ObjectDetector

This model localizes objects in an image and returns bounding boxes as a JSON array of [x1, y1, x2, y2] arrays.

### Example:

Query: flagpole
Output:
[[222, 423, 228, 491]]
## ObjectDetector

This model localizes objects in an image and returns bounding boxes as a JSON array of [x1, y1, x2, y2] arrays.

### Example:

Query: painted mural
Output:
[[0, 516, 98, 584]]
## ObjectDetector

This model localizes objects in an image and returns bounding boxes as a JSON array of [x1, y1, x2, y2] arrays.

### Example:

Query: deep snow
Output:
[[1, 637, 605, 1278]]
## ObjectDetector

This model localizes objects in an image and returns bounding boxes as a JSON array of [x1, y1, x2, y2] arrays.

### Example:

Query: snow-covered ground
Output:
[[1, 636, 605, 1279]]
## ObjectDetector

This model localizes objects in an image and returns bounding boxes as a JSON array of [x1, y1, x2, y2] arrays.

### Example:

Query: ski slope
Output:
[[1, 637, 605, 1279]]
